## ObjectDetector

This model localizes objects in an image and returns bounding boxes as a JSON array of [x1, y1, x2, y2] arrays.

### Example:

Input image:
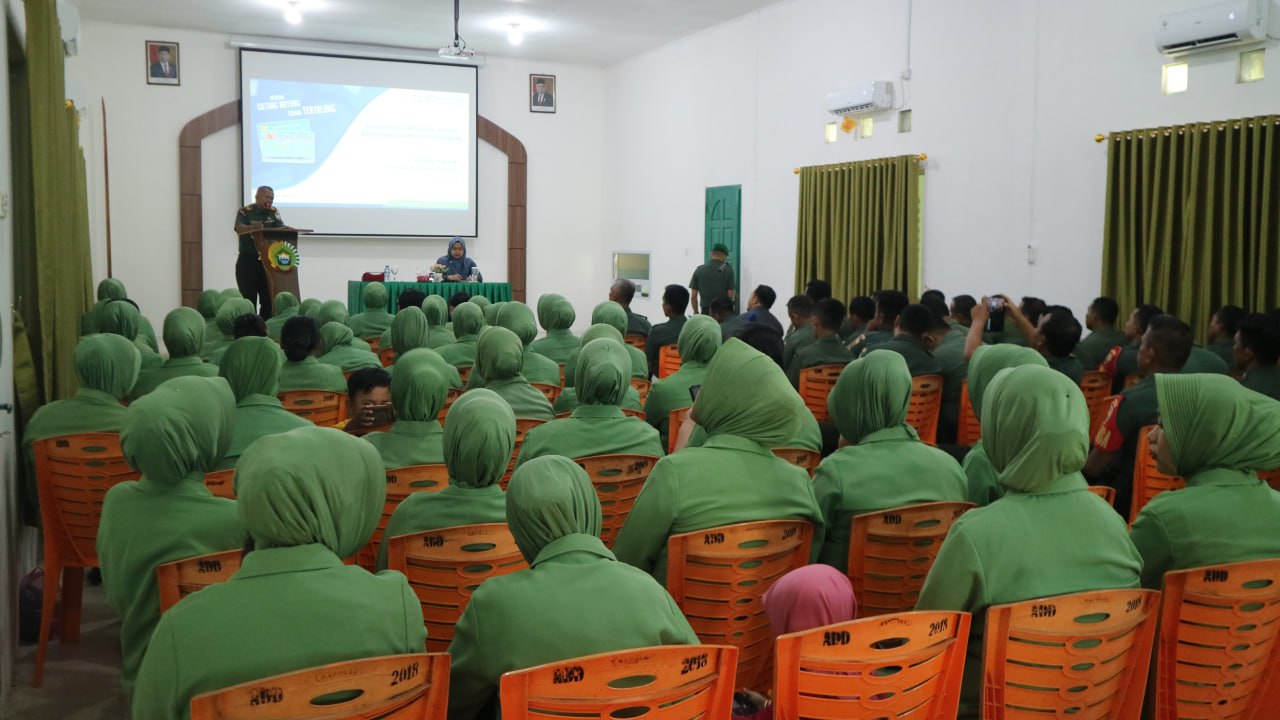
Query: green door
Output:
[[704, 185, 741, 310]]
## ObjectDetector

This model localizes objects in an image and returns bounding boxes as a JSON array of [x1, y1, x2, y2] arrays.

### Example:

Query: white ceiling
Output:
[[75, 0, 780, 66]]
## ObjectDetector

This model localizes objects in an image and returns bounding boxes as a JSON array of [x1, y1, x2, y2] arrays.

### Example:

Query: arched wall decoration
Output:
[[177, 102, 528, 307]]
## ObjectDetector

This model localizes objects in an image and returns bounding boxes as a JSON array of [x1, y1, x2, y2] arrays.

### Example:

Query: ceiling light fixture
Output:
[[507, 23, 523, 46], [283, 1, 302, 25]]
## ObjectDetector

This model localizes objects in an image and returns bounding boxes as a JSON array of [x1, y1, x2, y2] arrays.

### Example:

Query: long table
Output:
[[347, 281, 513, 314]]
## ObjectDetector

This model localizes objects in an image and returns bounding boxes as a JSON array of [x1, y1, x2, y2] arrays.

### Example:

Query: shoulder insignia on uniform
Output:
[[242, 203, 255, 212]]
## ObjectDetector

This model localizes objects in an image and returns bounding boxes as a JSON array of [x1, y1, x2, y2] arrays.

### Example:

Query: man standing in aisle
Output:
[[233, 186, 284, 318], [688, 243, 735, 315]]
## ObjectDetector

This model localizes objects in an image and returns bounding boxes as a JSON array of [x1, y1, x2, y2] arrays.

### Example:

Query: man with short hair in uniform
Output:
[[233, 186, 283, 318]]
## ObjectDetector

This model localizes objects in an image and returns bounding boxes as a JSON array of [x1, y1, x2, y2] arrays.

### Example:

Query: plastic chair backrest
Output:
[[35, 433, 139, 569], [457, 365, 472, 384], [774, 611, 972, 720], [848, 502, 975, 617], [385, 523, 528, 653], [624, 333, 647, 350], [1087, 485, 1116, 506], [499, 419, 548, 490], [1080, 371, 1113, 438], [356, 464, 450, 570], [558, 363, 566, 385], [278, 390, 347, 427], [204, 469, 236, 499], [499, 645, 737, 720], [958, 379, 982, 446], [436, 387, 462, 424], [907, 374, 944, 446], [378, 346, 395, 367], [667, 407, 690, 455], [629, 377, 651, 406], [658, 344, 682, 379], [983, 588, 1161, 720], [156, 549, 243, 613], [798, 364, 844, 422], [1154, 558, 1280, 720], [366, 336, 380, 353], [1130, 424, 1186, 524], [530, 382, 562, 405], [1257, 467, 1280, 491], [573, 454, 658, 548], [189, 653, 449, 720], [771, 447, 821, 477], [667, 520, 814, 692]]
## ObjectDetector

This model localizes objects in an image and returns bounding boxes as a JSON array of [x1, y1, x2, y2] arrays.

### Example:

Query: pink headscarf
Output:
[[763, 564, 857, 637]]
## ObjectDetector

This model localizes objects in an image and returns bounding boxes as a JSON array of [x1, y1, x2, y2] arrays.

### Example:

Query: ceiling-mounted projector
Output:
[[438, 42, 475, 59]]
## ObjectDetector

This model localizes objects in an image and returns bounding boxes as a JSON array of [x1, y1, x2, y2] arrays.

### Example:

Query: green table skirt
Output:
[[347, 282, 513, 314]]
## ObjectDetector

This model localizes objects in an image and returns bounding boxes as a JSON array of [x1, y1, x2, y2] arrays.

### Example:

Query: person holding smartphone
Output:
[[363, 351, 450, 469], [340, 367, 393, 436]]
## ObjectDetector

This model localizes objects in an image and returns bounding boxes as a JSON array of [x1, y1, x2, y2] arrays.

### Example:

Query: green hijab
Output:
[[452, 302, 485, 338], [216, 298, 255, 337], [983, 365, 1089, 494], [576, 338, 630, 407], [423, 295, 450, 327], [362, 283, 390, 312], [469, 295, 492, 310], [829, 350, 914, 443], [968, 345, 1047, 421], [218, 337, 284, 401], [564, 324, 626, 389], [506, 455, 603, 562], [692, 338, 805, 447], [678, 315, 722, 364], [75, 334, 141, 400], [273, 292, 300, 317], [99, 301, 141, 340], [122, 376, 235, 483], [196, 289, 220, 320], [318, 300, 350, 327], [300, 298, 322, 319], [494, 302, 537, 346], [591, 301, 628, 336], [444, 389, 516, 489], [236, 426, 385, 558], [391, 307, 431, 354], [98, 278, 127, 302], [537, 294, 576, 331], [217, 289, 242, 309], [1156, 374, 1280, 476], [476, 326, 524, 381], [482, 301, 505, 326], [320, 322, 355, 355], [390, 349, 448, 421], [162, 307, 207, 359]]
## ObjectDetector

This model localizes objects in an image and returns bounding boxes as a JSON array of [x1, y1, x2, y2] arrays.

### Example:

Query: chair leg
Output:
[[32, 557, 60, 688], [59, 567, 85, 644]]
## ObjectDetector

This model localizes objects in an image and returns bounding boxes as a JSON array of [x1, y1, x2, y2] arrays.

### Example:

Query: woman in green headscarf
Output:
[[812, 350, 968, 571], [348, 282, 395, 340], [438, 302, 485, 370], [364, 349, 449, 470], [196, 288, 221, 341], [586, 301, 648, 378], [612, 339, 825, 584], [527, 294, 579, 363], [264, 291, 300, 341], [375, 389, 514, 571], [553, 325, 645, 414], [519, 338, 663, 466], [80, 277, 127, 335], [98, 300, 163, 371], [962, 345, 1049, 506], [299, 297, 322, 319], [1130, 375, 1280, 589], [469, 294, 492, 311], [390, 305, 432, 361], [318, 299, 372, 352], [474, 327, 555, 421], [317, 321, 382, 373], [215, 337, 312, 470], [422, 295, 455, 348], [278, 316, 347, 393], [468, 302, 563, 389], [203, 298, 254, 364], [130, 308, 220, 398], [131, 427, 426, 720], [448, 456, 698, 720], [916, 365, 1141, 720], [97, 377, 243, 696], [644, 315, 720, 447], [482, 300, 505, 326]]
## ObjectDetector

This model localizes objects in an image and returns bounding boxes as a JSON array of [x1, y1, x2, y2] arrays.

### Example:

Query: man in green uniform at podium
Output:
[[233, 186, 284, 318]]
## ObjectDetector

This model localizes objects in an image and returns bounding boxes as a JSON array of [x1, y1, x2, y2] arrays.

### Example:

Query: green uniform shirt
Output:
[[685, 411, 822, 452], [486, 377, 556, 421], [688, 260, 735, 312], [838, 319, 865, 344], [364, 420, 446, 470], [348, 284, 395, 340], [130, 357, 220, 399], [717, 314, 747, 340], [847, 328, 891, 358], [218, 396, 313, 470], [526, 329, 577, 364], [376, 485, 507, 571], [782, 324, 816, 370], [1074, 327, 1126, 370], [932, 329, 969, 445], [1183, 345, 1230, 374], [644, 361, 709, 447], [962, 443, 1001, 506], [234, 203, 284, 256], [645, 316, 688, 374], [786, 335, 854, 387], [554, 386, 643, 414], [626, 310, 651, 336], [1241, 365, 1280, 400], [1207, 337, 1235, 368], [1046, 354, 1084, 385], [436, 336, 478, 369], [875, 335, 942, 376], [277, 357, 348, 393], [1113, 341, 1141, 381], [467, 352, 562, 389], [517, 406, 663, 467], [318, 344, 382, 373]]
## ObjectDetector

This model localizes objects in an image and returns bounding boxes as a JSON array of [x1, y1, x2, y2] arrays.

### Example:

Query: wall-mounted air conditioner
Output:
[[1156, 0, 1274, 56], [826, 82, 894, 116]]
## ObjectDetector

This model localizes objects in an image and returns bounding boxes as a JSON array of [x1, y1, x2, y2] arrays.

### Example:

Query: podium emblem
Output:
[[266, 241, 300, 273]]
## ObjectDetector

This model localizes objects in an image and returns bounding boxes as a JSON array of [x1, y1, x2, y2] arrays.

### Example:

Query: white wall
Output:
[[66, 22, 606, 342]]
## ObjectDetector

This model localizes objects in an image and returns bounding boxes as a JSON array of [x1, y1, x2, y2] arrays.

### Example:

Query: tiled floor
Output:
[[7, 585, 127, 720]]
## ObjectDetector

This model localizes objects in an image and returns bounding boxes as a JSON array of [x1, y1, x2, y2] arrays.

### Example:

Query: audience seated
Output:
[[741, 284, 784, 336], [1207, 304, 1247, 367], [98, 300, 163, 371], [874, 303, 944, 376], [644, 315, 721, 447], [473, 326, 555, 421], [1002, 299, 1084, 383], [569, 301, 647, 380], [464, 301, 562, 387], [1102, 303, 1163, 388], [526, 293, 578, 363], [1075, 296, 1125, 370], [611, 278, 651, 338], [1236, 312, 1280, 399], [787, 298, 854, 387], [838, 294, 874, 342], [781, 294, 815, 369], [378, 288, 429, 350], [194, 288, 221, 343], [216, 337, 312, 470], [646, 285, 690, 377], [277, 316, 347, 393], [203, 298, 254, 363], [481, 300, 504, 326], [421, 293, 456, 348], [709, 296, 744, 339], [850, 289, 908, 357], [962, 345, 1048, 506], [437, 303, 484, 369], [129, 307, 219, 399], [264, 291, 300, 341], [79, 277, 128, 335], [341, 366, 392, 436], [364, 349, 449, 469], [390, 306, 432, 362], [554, 325, 645, 414], [921, 295, 968, 445], [317, 321, 383, 373], [347, 282, 395, 340], [949, 294, 977, 330]]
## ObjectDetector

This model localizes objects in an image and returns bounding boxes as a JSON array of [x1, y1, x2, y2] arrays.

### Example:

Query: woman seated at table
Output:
[[437, 237, 480, 282]]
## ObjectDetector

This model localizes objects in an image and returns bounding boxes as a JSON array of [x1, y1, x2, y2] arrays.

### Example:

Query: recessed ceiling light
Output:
[[284, 1, 302, 24], [507, 23, 523, 46]]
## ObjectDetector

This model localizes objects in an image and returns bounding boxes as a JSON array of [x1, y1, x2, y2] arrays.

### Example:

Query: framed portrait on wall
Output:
[[530, 74, 555, 113], [146, 41, 180, 86]]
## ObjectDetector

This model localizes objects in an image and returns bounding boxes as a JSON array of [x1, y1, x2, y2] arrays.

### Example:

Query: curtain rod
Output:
[[794, 154, 927, 174]]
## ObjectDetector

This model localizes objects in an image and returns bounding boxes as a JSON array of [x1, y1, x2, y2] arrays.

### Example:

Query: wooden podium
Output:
[[251, 227, 310, 299]]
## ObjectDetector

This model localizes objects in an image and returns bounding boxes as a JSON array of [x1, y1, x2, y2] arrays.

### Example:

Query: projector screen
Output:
[[239, 49, 478, 237]]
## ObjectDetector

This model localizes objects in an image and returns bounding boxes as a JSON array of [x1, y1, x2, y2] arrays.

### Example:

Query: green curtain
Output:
[[1102, 115, 1279, 344], [794, 154, 923, 300]]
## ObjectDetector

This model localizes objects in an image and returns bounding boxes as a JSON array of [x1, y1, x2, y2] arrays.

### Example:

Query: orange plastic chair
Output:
[[204, 469, 236, 499], [436, 386, 463, 424], [531, 382, 562, 405], [772, 447, 821, 477], [624, 332, 647, 350], [32, 433, 141, 687], [499, 645, 738, 720], [558, 363, 566, 386], [1087, 485, 1117, 506], [658, 344, 682, 379], [385, 523, 528, 653], [189, 653, 449, 720], [847, 502, 975, 617], [1123, 372, 1142, 389], [366, 336, 381, 353], [957, 379, 982, 446], [156, 549, 243, 613], [630, 377, 651, 406], [1130, 424, 1186, 524], [1257, 467, 1280, 491], [1080, 371, 1113, 438], [774, 611, 971, 720], [278, 390, 347, 427], [798, 364, 845, 422], [983, 588, 1161, 720], [356, 464, 450, 570], [667, 520, 814, 692], [667, 407, 691, 454], [907, 374, 944, 446], [499, 418, 548, 490], [573, 454, 658, 548], [1153, 558, 1280, 720], [457, 365, 472, 385], [378, 346, 395, 367]]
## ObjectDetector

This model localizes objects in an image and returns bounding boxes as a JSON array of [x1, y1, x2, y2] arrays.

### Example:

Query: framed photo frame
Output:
[[146, 41, 180, 86], [530, 74, 556, 114]]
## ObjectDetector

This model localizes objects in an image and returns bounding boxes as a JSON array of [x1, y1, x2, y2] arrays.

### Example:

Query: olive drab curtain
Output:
[[794, 155, 923, 301], [1102, 115, 1280, 344]]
